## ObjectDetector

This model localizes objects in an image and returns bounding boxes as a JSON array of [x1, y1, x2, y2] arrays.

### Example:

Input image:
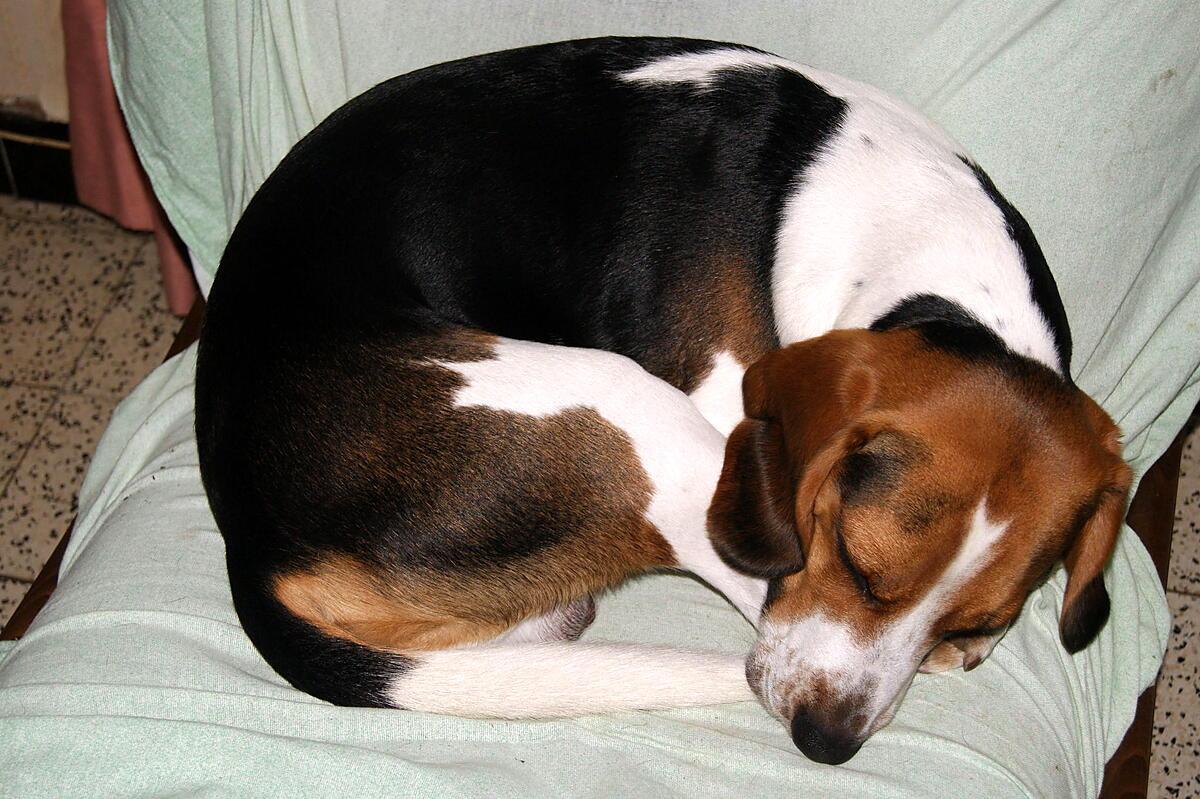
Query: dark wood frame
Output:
[[0, 297, 1182, 798]]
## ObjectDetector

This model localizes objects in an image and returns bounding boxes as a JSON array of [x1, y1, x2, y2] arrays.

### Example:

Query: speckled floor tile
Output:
[[0, 208, 149, 387], [1151, 409, 1200, 799], [0, 194, 118, 232], [1169, 416, 1200, 596], [0, 393, 112, 580], [1150, 591, 1200, 799], [0, 576, 31, 629], [0, 385, 56, 490], [67, 239, 179, 398]]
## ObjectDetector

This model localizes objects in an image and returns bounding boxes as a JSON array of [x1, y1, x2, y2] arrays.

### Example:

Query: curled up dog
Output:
[[195, 37, 1131, 764]]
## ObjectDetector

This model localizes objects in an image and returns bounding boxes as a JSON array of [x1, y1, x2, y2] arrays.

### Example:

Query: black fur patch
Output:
[[1060, 574, 1110, 653], [870, 293, 1078, 414], [870, 293, 1009, 363], [837, 431, 922, 507], [893, 492, 954, 535], [958, 156, 1073, 376], [839, 449, 896, 505], [226, 556, 412, 708], [762, 576, 787, 614]]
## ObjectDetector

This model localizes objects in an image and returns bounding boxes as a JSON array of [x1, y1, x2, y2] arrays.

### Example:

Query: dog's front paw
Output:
[[918, 641, 966, 673]]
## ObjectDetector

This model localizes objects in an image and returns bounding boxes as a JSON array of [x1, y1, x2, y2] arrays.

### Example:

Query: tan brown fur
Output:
[[274, 558, 514, 651], [713, 327, 1130, 652], [275, 488, 671, 654], [658, 251, 777, 391]]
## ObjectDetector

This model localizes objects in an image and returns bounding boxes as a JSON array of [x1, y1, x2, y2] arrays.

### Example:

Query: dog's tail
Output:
[[229, 565, 751, 717], [386, 643, 753, 717]]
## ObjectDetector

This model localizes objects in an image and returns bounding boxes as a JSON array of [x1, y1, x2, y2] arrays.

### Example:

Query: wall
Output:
[[0, 0, 69, 121]]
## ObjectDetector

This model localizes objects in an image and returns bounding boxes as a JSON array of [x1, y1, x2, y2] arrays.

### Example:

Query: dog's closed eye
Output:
[[835, 526, 885, 605]]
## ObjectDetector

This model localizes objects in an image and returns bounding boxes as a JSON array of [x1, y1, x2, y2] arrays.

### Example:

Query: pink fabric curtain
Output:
[[62, 0, 196, 314]]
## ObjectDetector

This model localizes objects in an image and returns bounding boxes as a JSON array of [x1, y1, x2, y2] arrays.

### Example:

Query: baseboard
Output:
[[0, 108, 78, 206]]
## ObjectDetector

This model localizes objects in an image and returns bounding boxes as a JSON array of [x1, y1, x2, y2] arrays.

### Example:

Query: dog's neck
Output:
[[762, 76, 1068, 377]]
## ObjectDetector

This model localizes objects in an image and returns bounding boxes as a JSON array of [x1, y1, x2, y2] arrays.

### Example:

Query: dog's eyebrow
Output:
[[838, 432, 929, 508], [839, 447, 905, 507]]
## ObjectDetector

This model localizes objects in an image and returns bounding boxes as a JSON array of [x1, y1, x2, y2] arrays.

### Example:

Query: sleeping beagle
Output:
[[195, 37, 1131, 765]]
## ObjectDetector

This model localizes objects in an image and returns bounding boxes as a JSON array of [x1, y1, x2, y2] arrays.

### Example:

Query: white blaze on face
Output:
[[753, 496, 1010, 733]]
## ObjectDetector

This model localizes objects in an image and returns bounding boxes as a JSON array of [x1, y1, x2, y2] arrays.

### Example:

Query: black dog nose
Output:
[[790, 709, 863, 765]]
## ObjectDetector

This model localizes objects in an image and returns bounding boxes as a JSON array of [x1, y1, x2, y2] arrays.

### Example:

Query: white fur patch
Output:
[[388, 643, 752, 717], [945, 497, 1010, 585], [438, 339, 766, 622], [379, 342, 770, 719], [770, 101, 1060, 371], [752, 612, 864, 716], [686, 350, 747, 437], [621, 48, 1063, 374], [486, 597, 593, 645], [618, 48, 798, 88]]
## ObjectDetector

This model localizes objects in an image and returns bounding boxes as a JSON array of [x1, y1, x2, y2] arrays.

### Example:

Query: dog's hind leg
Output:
[[242, 327, 761, 717]]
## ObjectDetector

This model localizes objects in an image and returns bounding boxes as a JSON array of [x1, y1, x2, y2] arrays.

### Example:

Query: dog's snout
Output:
[[789, 708, 863, 765]]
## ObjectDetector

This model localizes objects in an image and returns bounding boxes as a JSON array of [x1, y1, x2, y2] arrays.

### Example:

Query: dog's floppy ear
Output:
[[1059, 398, 1133, 653], [707, 417, 804, 577], [708, 330, 885, 577]]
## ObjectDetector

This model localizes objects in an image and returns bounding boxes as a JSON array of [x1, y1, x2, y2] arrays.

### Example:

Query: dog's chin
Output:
[[743, 645, 783, 711], [744, 650, 764, 695]]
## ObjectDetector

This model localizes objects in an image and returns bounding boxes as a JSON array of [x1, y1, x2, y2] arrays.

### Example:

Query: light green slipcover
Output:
[[1, 2, 1198, 797]]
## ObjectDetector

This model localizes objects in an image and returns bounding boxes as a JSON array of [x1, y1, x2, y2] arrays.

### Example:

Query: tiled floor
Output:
[[0, 196, 1197, 795], [1154, 415, 1200, 798], [0, 196, 177, 613]]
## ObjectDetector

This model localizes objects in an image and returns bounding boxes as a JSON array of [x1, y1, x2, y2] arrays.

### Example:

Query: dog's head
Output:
[[709, 327, 1131, 764]]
